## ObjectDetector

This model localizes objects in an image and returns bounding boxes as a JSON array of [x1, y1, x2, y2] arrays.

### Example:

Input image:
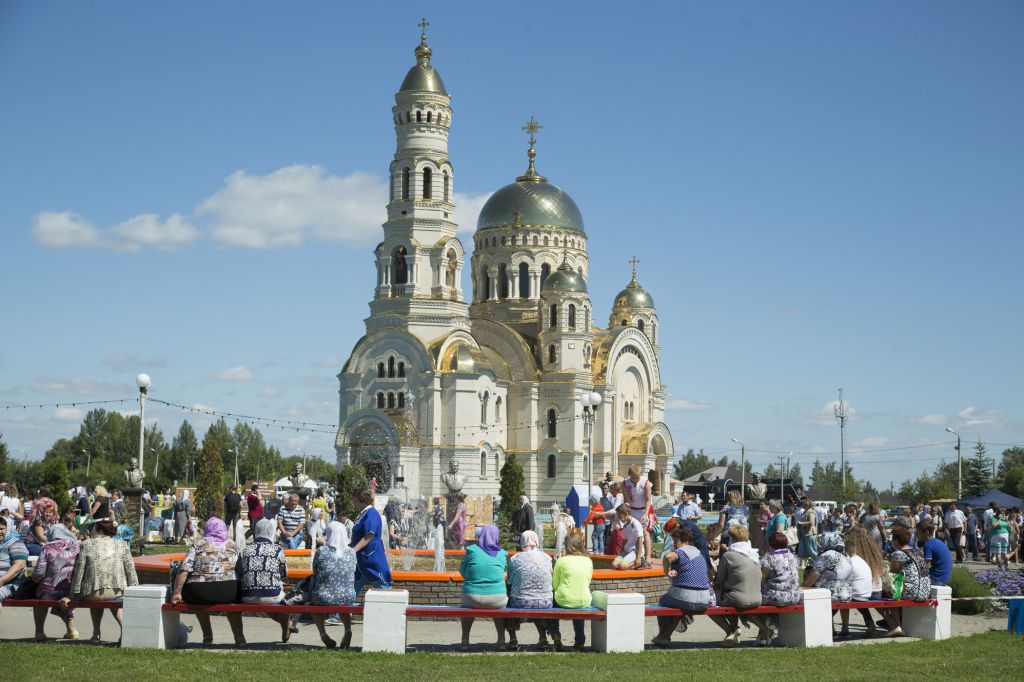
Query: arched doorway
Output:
[[348, 419, 398, 493]]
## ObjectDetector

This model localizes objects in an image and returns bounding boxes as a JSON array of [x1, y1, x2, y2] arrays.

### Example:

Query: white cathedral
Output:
[[334, 29, 675, 506]]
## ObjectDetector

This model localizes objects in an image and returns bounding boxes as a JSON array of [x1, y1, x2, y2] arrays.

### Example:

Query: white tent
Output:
[[273, 476, 319, 490]]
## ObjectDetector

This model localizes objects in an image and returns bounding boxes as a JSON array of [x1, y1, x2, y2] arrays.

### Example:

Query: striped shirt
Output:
[[277, 504, 306, 535]]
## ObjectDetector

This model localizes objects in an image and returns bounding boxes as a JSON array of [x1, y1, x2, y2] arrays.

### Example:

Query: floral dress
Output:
[[507, 551, 553, 608], [181, 539, 241, 583], [309, 545, 357, 606], [35, 539, 81, 600], [761, 549, 802, 605], [890, 547, 931, 601], [812, 549, 854, 602]]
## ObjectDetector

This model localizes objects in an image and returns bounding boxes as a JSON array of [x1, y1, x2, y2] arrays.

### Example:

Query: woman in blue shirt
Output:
[[350, 489, 391, 592]]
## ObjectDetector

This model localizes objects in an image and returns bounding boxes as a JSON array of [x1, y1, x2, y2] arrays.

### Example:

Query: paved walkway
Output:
[[0, 604, 1004, 653]]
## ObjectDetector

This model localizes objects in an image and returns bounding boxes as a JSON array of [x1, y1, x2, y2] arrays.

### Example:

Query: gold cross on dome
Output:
[[522, 115, 543, 147], [418, 18, 430, 35], [629, 256, 640, 277]]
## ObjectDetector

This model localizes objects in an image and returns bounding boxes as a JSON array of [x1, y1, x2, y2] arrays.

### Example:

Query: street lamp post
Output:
[[946, 427, 962, 500], [731, 438, 746, 502], [81, 448, 91, 479], [136, 373, 151, 478], [580, 392, 603, 493], [152, 447, 160, 479], [229, 448, 240, 488]]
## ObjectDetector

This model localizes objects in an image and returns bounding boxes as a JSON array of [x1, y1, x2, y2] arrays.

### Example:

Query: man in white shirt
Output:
[[983, 502, 998, 561], [943, 503, 967, 563], [674, 492, 702, 522]]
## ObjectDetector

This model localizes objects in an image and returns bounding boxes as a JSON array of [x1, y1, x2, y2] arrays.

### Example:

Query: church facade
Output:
[[334, 30, 675, 506]]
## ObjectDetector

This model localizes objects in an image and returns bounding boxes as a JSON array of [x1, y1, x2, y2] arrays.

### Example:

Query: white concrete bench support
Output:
[[903, 585, 952, 640], [122, 585, 174, 649], [592, 590, 644, 653], [363, 589, 409, 653], [777, 588, 832, 648]]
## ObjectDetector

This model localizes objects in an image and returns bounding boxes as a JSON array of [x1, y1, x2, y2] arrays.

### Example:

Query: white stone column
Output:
[[121, 585, 174, 649], [510, 271, 519, 299], [488, 267, 499, 301], [903, 585, 952, 640], [591, 590, 644, 653], [363, 589, 409, 653], [777, 587, 832, 647], [530, 271, 539, 299]]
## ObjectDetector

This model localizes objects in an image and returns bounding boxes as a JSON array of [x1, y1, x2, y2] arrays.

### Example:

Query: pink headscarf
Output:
[[204, 517, 228, 547], [32, 497, 57, 523]]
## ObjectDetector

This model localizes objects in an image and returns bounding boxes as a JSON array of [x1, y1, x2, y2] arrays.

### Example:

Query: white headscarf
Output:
[[517, 530, 550, 569], [729, 540, 760, 564], [255, 518, 277, 542], [181, 489, 190, 501], [520, 496, 531, 507], [325, 520, 349, 553]]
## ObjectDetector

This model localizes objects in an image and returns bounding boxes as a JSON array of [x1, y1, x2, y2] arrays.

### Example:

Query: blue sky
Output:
[[1, 1, 1021, 488]]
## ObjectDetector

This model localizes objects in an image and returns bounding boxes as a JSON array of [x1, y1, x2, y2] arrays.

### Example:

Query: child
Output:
[[582, 495, 606, 555], [706, 523, 722, 568], [612, 504, 647, 570]]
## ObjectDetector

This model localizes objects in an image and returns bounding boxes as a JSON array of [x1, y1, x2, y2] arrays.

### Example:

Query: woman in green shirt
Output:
[[988, 508, 1011, 569], [548, 530, 593, 651], [458, 524, 508, 651]]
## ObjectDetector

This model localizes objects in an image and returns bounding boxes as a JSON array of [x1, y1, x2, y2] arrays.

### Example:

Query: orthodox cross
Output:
[[522, 115, 543, 147], [418, 18, 430, 36], [629, 256, 640, 277]]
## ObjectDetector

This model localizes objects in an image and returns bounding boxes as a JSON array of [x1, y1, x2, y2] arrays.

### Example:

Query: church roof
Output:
[[399, 32, 448, 95], [542, 256, 588, 293], [476, 180, 584, 233]]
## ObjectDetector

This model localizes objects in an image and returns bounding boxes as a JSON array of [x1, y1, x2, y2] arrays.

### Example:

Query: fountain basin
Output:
[[135, 548, 669, 605]]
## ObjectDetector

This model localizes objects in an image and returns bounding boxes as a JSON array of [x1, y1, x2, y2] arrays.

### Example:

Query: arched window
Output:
[[481, 391, 489, 424], [387, 392, 396, 408], [446, 249, 457, 287], [377, 362, 385, 378], [548, 344, 556, 364], [443, 171, 449, 202], [547, 409, 557, 439], [498, 263, 509, 298], [543, 236, 549, 246], [495, 396, 503, 422], [568, 304, 576, 329], [387, 357, 395, 378], [481, 451, 487, 476], [427, 111, 433, 123], [547, 453, 557, 478], [392, 247, 408, 286], [621, 319, 628, 327], [501, 236, 506, 246], [401, 168, 410, 200], [416, 110, 422, 122], [532, 235, 538, 246], [540, 263, 550, 289], [398, 361, 405, 377], [397, 393, 405, 408], [405, 111, 411, 123], [549, 303, 558, 328], [376, 392, 385, 408], [637, 319, 645, 333], [518, 262, 529, 298], [423, 167, 432, 199]]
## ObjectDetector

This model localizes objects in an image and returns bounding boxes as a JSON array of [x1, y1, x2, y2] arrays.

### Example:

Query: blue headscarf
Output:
[[819, 531, 846, 555]]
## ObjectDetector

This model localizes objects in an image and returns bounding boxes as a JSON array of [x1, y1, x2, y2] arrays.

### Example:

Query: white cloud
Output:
[[101, 354, 167, 373], [957, 406, 1003, 428], [261, 387, 282, 398], [32, 211, 198, 252], [917, 413, 947, 426], [210, 365, 254, 382], [33, 166, 492, 252], [854, 436, 893, 448], [806, 400, 857, 427], [32, 376, 125, 395], [53, 406, 84, 422], [666, 399, 713, 412], [288, 434, 313, 450]]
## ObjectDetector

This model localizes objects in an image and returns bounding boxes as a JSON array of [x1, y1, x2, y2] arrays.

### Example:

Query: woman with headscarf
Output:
[[457, 524, 508, 651], [173, 489, 193, 542], [170, 517, 245, 646], [505, 529, 552, 650], [709, 525, 763, 647], [63, 518, 138, 643], [309, 520, 358, 649], [306, 507, 327, 549], [31, 523, 81, 641], [754, 531, 803, 646], [236, 518, 290, 642], [803, 530, 855, 637], [512, 496, 535, 549]]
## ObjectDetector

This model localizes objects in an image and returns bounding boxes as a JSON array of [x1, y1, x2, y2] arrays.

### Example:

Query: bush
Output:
[[948, 566, 990, 614], [193, 441, 224, 522], [496, 453, 525, 549], [335, 463, 369, 519]]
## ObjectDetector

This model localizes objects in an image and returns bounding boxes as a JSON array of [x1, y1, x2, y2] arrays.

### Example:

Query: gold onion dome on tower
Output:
[[541, 254, 588, 294], [400, 21, 447, 94], [613, 259, 654, 309]]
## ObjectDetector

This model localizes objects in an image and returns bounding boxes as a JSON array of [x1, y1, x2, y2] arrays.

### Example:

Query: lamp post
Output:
[[946, 426, 962, 500], [580, 392, 602, 493], [136, 373, 151, 478], [229, 448, 240, 488], [152, 446, 160, 480], [731, 438, 746, 501], [81, 448, 91, 479]]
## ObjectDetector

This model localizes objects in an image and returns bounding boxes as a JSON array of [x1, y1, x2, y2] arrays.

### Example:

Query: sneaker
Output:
[[324, 617, 343, 626], [651, 635, 672, 648]]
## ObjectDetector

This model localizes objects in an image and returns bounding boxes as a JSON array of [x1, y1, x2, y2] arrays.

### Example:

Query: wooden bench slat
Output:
[[831, 599, 937, 610], [406, 606, 606, 620], [162, 603, 364, 615], [3, 599, 123, 609]]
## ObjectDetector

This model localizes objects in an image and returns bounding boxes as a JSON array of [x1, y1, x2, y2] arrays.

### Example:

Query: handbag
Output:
[[784, 526, 799, 546], [891, 574, 904, 600]]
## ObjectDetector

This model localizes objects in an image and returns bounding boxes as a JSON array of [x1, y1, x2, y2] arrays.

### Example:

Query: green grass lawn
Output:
[[2, 631, 1020, 681]]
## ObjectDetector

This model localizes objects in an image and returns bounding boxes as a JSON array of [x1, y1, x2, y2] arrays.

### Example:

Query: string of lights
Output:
[[1, 398, 135, 410]]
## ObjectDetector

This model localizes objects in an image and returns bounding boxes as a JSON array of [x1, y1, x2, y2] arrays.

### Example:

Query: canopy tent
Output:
[[956, 488, 1024, 509], [273, 477, 318, 490]]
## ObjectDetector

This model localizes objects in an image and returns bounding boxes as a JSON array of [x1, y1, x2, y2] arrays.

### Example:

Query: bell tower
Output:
[[367, 20, 469, 344]]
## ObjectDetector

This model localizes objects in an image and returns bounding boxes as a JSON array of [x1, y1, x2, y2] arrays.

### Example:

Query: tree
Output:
[[39, 454, 72, 514], [335, 463, 369, 519], [727, 459, 753, 477], [170, 421, 200, 485], [672, 448, 714, 480], [496, 453, 525, 548], [998, 447, 1024, 480], [898, 460, 957, 504], [0, 433, 11, 483], [193, 441, 224, 521], [962, 440, 992, 497], [1001, 465, 1024, 500]]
